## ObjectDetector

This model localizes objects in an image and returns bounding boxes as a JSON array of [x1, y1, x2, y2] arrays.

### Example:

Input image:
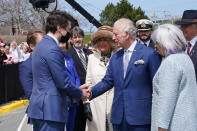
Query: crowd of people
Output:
[[10, 9, 197, 131], [0, 40, 32, 64]]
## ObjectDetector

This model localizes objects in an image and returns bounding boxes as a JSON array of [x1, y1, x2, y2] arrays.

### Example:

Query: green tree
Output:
[[100, 0, 148, 26]]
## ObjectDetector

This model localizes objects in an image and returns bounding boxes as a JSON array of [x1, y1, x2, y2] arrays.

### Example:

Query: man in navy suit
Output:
[[19, 30, 44, 99], [27, 11, 88, 131], [88, 18, 161, 131], [175, 10, 197, 82]]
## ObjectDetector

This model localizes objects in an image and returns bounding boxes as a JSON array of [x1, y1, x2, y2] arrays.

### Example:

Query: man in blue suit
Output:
[[19, 30, 44, 99], [27, 11, 88, 131], [88, 18, 161, 131]]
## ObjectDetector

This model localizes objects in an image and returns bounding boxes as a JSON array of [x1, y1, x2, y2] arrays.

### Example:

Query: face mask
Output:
[[59, 32, 71, 43]]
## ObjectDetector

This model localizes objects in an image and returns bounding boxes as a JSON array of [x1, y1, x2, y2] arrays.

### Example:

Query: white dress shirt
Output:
[[140, 40, 150, 47], [73, 47, 86, 58], [189, 36, 197, 52], [123, 40, 137, 61], [47, 34, 59, 45]]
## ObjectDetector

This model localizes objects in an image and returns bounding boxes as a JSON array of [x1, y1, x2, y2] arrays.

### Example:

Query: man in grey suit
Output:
[[27, 11, 88, 131], [175, 10, 197, 81]]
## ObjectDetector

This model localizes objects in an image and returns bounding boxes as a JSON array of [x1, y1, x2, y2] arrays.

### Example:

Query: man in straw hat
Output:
[[175, 10, 197, 81]]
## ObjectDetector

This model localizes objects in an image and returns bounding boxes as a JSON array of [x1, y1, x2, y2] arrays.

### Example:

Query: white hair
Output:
[[114, 18, 137, 38], [152, 24, 187, 56]]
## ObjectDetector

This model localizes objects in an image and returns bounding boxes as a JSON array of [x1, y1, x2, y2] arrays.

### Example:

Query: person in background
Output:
[[85, 26, 115, 131], [19, 30, 44, 99], [9, 40, 22, 63], [17, 30, 44, 131], [3, 45, 13, 64], [136, 19, 155, 48], [0, 43, 7, 64], [59, 38, 81, 131], [151, 24, 197, 131], [175, 10, 197, 82], [66, 26, 92, 131], [20, 44, 31, 62]]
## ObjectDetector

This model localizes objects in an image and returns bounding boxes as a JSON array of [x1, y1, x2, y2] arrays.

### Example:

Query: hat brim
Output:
[[175, 21, 197, 25], [92, 30, 113, 43], [137, 29, 152, 31]]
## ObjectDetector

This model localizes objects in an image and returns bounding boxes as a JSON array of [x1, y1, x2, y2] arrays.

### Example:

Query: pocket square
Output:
[[134, 59, 145, 65]]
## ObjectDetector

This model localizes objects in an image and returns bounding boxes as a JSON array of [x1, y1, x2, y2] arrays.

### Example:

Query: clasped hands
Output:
[[80, 84, 91, 101]]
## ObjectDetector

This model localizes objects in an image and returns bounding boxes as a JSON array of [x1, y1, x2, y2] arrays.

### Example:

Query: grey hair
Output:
[[71, 26, 84, 37], [114, 18, 137, 38], [152, 24, 187, 56]]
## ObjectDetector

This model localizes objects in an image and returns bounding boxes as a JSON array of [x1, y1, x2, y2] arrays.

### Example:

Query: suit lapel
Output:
[[117, 49, 124, 79], [148, 39, 155, 49], [125, 43, 143, 79], [70, 46, 86, 71]]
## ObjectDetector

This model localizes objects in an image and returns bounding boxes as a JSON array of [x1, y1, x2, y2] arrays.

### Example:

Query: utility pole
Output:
[[11, 16, 16, 35]]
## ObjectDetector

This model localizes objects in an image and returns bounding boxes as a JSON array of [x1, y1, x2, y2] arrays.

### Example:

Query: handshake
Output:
[[80, 84, 91, 101]]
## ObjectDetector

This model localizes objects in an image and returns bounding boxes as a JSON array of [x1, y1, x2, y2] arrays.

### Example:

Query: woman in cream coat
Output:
[[151, 24, 197, 131], [85, 26, 115, 131]]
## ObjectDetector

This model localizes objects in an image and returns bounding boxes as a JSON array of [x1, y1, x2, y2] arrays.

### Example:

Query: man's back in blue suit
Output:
[[90, 18, 161, 131], [19, 55, 32, 99], [18, 30, 44, 99], [28, 35, 82, 122]]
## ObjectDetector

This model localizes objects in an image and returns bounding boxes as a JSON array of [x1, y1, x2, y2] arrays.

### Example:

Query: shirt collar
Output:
[[145, 40, 150, 46], [47, 34, 59, 45], [124, 40, 137, 52], [140, 40, 150, 46], [73, 46, 84, 53], [189, 36, 197, 47]]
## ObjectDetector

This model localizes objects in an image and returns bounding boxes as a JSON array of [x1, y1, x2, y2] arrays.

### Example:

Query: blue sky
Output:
[[59, 0, 197, 31], [68, 0, 197, 19]]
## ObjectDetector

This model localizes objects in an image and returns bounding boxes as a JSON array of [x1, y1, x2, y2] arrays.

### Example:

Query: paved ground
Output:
[[0, 105, 32, 131]]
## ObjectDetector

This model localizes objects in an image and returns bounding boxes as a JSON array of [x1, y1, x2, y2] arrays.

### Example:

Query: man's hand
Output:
[[80, 84, 90, 90], [80, 84, 90, 101]]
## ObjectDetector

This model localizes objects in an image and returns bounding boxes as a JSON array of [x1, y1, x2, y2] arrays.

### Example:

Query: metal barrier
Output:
[[0, 63, 24, 104]]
